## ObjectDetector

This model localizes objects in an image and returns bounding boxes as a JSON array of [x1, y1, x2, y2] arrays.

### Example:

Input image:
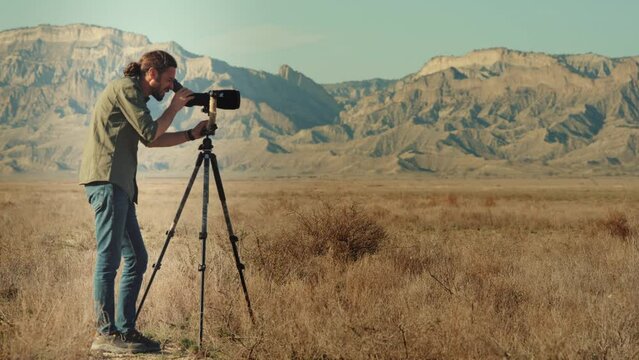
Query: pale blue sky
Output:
[[0, 0, 637, 83]]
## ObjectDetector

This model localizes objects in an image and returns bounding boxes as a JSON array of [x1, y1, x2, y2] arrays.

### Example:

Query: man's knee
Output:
[[95, 257, 121, 279], [137, 249, 148, 274], [123, 249, 148, 275]]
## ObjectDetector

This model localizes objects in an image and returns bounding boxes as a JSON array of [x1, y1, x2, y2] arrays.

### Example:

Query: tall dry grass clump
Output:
[[599, 210, 633, 240]]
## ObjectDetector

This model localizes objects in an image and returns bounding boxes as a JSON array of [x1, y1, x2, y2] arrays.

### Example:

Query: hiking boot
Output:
[[90, 332, 131, 354], [120, 329, 162, 353]]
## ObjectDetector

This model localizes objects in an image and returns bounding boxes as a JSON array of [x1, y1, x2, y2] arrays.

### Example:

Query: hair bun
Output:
[[123, 62, 142, 77]]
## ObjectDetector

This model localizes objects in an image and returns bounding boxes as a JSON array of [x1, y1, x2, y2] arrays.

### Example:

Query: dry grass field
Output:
[[1, 177, 639, 359]]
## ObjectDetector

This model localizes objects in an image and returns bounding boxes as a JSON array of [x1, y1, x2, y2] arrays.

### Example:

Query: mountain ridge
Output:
[[1, 24, 639, 177]]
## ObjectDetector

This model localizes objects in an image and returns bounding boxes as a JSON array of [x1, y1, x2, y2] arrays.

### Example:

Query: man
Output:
[[79, 50, 207, 354]]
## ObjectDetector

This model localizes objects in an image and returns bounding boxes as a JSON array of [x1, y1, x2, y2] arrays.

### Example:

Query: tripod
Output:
[[135, 124, 255, 349]]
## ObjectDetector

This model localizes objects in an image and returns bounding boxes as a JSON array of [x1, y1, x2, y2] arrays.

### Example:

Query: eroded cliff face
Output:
[[332, 48, 639, 175], [2, 25, 638, 177]]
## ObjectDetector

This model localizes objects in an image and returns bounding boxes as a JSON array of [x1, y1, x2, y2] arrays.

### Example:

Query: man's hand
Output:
[[191, 121, 208, 139], [169, 88, 194, 112]]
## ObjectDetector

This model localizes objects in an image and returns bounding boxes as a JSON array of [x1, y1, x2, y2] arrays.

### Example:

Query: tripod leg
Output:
[[198, 152, 210, 349], [135, 152, 204, 322], [210, 153, 255, 324]]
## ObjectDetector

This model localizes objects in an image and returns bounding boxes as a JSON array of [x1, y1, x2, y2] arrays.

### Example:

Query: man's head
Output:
[[123, 50, 178, 101]]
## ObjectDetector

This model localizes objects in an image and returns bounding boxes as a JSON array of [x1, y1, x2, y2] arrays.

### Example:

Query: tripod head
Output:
[[205, 95, 219, 136]]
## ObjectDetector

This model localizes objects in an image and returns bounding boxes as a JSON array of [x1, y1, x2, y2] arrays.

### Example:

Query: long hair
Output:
[[123, 50, 177, 77]]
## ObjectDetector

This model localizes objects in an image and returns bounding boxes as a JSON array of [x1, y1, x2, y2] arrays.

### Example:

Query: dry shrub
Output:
[[446, 193, 459, 207], [294, 202, 387, 262], [599, 211, 632, 240], [249, 202, 387, 284], [484, 195, 497, 207]]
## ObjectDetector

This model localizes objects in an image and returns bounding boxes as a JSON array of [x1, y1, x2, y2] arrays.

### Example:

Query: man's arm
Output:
[[147, 120, 208, 148], [150, 106, 179, 142], [119, 83, 194, 145], [148, 88, 193, 143]]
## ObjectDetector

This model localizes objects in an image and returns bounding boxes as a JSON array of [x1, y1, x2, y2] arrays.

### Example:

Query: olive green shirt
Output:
[[79, 76, 158, 203]]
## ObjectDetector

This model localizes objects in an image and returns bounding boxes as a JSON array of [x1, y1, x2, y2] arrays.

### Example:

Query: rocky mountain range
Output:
[[1, 24, 638, 178]]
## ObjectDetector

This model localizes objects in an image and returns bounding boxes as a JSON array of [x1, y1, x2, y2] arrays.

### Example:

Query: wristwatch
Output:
[[186, 129, 195, 141]]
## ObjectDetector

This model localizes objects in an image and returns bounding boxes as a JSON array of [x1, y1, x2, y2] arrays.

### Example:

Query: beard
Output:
[[151, 85, 165, 101], [151, 89, 165, 101], [150, 75, 167, 101]]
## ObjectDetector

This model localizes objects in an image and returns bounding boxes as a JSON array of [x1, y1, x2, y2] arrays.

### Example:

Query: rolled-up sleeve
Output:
[[116, 82, 157, 145]]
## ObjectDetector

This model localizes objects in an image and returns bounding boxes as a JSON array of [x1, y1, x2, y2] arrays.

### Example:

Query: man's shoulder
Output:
[[110, 77, 141, 92], [105, 77, 146, 104]]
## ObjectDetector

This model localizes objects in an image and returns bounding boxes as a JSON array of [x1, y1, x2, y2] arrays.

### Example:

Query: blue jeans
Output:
[[85, 183, 148, 335]]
